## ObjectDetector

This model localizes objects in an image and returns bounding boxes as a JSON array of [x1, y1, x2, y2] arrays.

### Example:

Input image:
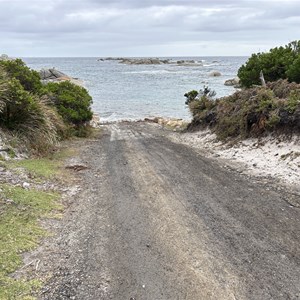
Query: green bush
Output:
[[238, 41, 300, 87], [0, 59, 42, 94], [0, 78, 38, 129], [286, 90, 300, 113], [286, 55, 300, 83], [45, 81, 93, 126], [0, 58, 94, 153], [184, 90, 198, 104]]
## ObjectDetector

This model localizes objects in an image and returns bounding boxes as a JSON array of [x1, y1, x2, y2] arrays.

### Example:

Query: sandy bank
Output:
[[167, 128, 300, 190]]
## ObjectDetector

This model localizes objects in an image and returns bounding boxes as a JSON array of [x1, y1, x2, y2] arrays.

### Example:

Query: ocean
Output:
[[23, 57, 248, 122]]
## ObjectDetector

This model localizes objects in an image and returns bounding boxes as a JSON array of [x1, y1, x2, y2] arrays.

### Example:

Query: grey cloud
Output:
[[0, 0, 299, 56]]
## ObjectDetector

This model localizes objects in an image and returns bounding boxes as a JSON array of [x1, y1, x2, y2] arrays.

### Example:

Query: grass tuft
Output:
[[10, 158, 61, 180]]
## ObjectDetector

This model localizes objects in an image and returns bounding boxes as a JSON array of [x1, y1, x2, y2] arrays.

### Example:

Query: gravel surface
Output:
[[35, 122, 299, 300]]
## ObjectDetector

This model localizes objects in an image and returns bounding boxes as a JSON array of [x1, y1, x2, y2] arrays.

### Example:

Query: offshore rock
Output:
[[224, 77, 240, 86], [101, 57, 203, 66], [39, 68, 68, 80], [0, 54, 14, 61], [39, 68, 83, 86], [209, 71, 222, 77], [119, 58, 167, 65]]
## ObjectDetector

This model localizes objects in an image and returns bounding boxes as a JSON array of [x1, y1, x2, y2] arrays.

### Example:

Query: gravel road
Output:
[[40, 122, 300, 300]]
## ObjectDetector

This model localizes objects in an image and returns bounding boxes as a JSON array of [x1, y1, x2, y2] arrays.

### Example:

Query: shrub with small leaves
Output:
[[238, 41, 300, 87], [0, 59, 42, 94], [45, 81, 93, 126]]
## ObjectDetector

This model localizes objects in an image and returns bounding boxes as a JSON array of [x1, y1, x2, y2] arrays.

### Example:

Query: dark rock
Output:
[[119, 58, 162, 65], [209, 71, 222, 77]]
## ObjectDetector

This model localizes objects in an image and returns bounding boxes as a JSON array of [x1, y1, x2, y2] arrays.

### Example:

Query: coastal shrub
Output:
[[0, 78, 38, 129], [286, 55, 300, 83], [185, 86, 218, 129], [186, 80, 300, 139], [266, 79, 299, 98], [0, 58, 94, 153], [0, 75, 66, 153], [45, 81, 93, 127], [238, 41, 300, 87], [286, 90, 300, 113], [0, 59, 42, 94], [184, 90, 198, 104]]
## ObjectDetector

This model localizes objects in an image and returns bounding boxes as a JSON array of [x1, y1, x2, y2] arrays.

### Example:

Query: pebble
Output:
[[22, 182, 30, 189]]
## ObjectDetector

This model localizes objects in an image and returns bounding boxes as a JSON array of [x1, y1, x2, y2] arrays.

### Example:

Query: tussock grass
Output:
[[16, 96, 67, 155]]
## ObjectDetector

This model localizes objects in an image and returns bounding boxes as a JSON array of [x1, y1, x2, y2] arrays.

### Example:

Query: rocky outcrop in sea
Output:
[[209, 71, 222, 77], [98, 57, 204, 66], [224, 77, 240, 87], [0, 54, 14, 61], [39, 68, 83, 86]]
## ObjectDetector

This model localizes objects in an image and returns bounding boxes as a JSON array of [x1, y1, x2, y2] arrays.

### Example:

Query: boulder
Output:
[[39, 68, 83, 86], [209, 71, 222, 77], [39, 68, 68, 80], [90, 114, 101, 128], [224, 77, 240, 86], [0, 54, 14, 61]]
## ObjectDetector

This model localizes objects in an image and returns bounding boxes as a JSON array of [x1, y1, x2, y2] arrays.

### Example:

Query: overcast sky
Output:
[[1, 0, 300, 57]]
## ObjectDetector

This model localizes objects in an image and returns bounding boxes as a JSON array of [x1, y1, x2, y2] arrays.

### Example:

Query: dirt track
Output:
[[40, 122, 300, 300]]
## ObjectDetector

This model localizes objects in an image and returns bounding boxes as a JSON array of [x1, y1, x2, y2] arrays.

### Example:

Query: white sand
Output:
[[169, 129, 300, 188]]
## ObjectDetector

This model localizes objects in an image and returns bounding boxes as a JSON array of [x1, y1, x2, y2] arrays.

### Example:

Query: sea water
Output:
[[24, 57, 247, 122]]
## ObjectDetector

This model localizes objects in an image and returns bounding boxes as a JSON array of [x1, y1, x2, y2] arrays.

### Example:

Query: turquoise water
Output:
[[24, 57, 247, 122]]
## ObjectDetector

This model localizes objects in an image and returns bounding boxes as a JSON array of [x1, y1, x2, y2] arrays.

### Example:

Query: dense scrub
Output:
[[0, 59, 93, 154], [45, 81, 93, 126], [186, 80, 300, 140], [238, 41, 300, 87]]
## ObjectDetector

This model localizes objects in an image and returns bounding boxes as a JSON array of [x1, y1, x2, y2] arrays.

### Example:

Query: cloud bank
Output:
[[1, 0, 300, 56]]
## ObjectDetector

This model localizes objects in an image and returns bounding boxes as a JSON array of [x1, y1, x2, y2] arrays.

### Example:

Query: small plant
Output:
[[266, 111, 280, 128], [184, 90, 198, 104], [199, 86, 216, 98], [256, 89, 276, 112], [286, 89, 300, 112], [184, 86, 216, 105]]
